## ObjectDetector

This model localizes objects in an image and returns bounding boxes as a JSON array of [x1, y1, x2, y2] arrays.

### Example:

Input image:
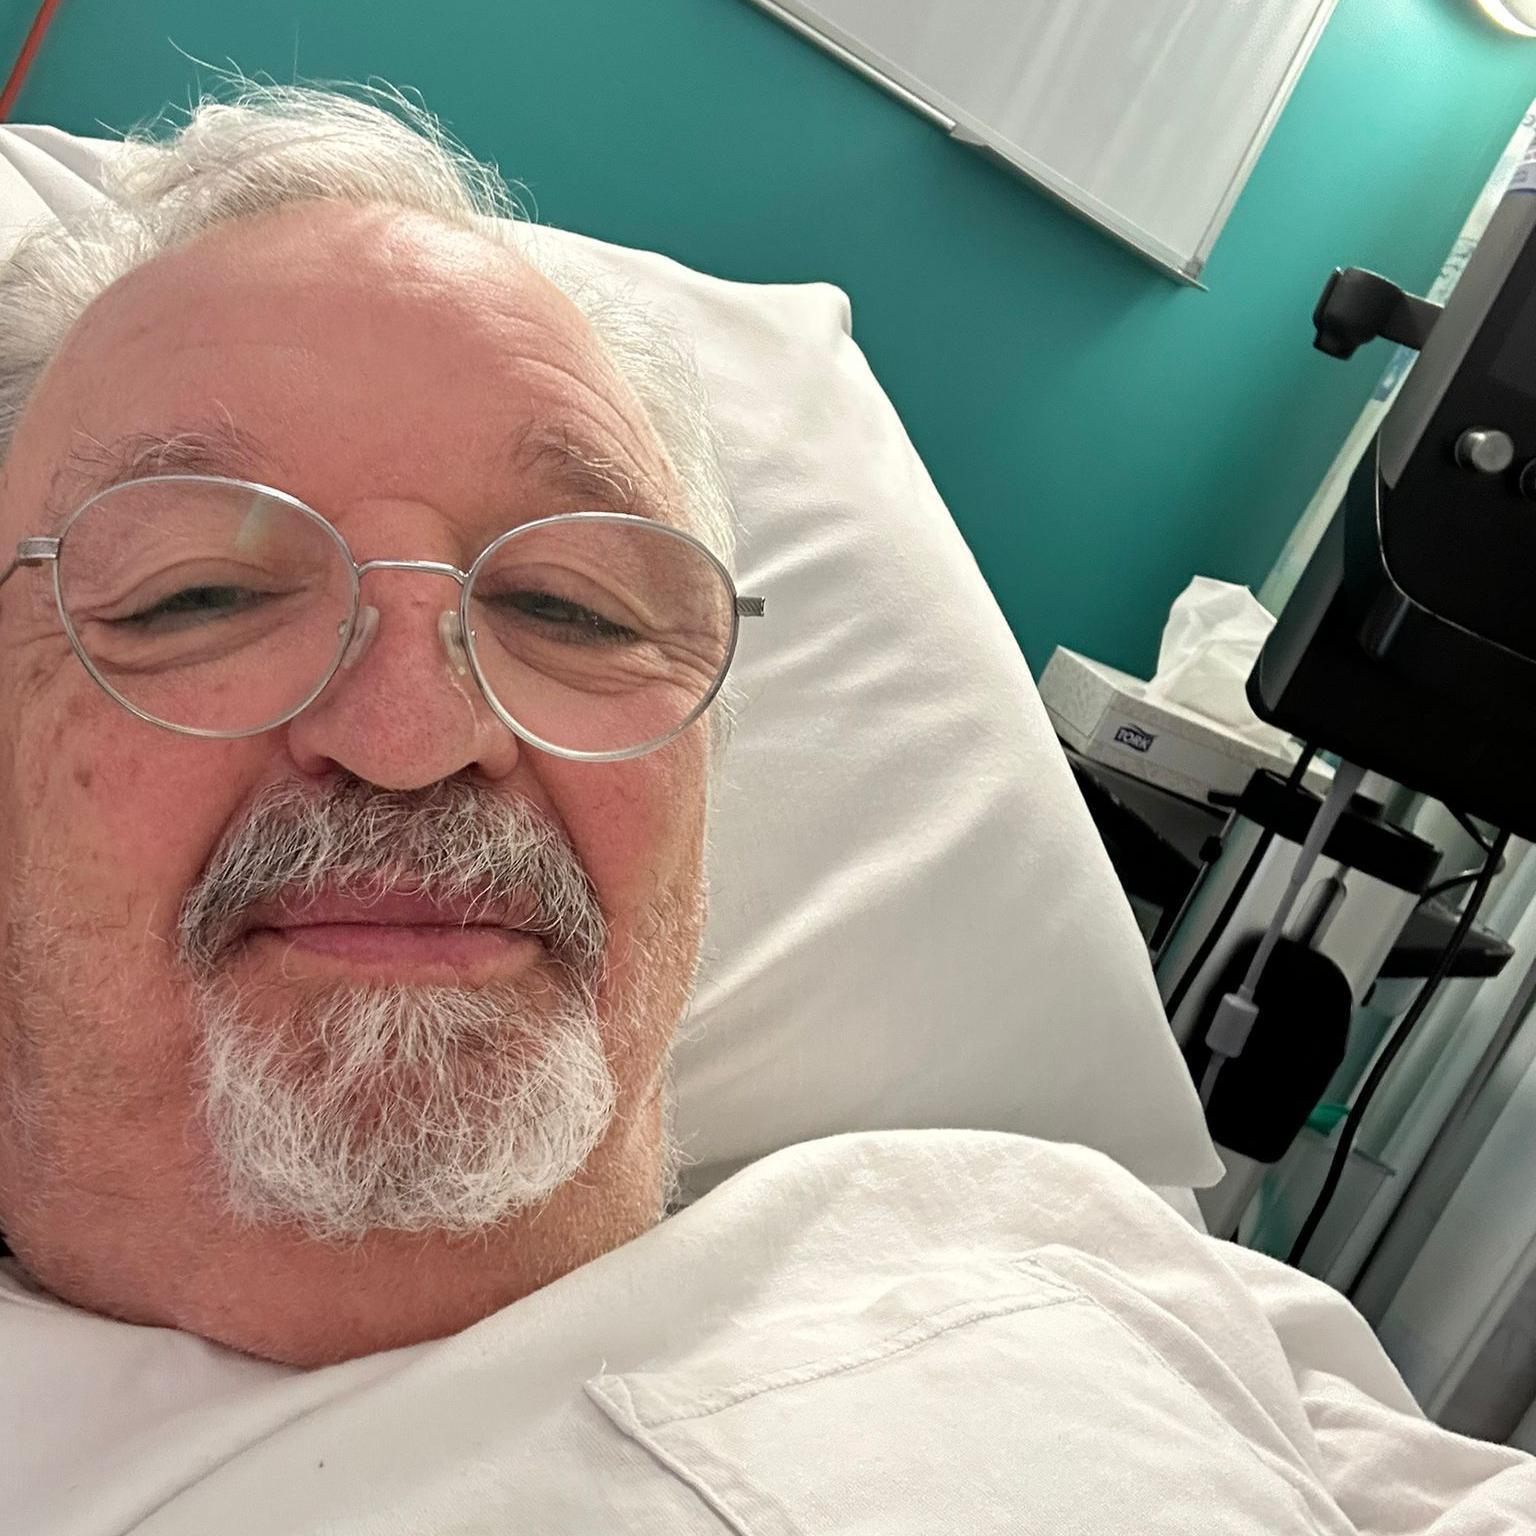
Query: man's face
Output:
[[0, 204, 709, 1333]]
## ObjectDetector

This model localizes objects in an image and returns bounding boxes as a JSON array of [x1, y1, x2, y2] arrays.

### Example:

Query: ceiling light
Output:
[[1476, 0, 1536, 37]]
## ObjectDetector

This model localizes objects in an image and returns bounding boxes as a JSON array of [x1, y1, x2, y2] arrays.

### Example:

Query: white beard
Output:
[[196, 977, 617, 1240]]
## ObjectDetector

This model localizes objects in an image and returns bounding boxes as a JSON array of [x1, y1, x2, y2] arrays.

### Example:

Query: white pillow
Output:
[[0, 126, 1222, 1191]]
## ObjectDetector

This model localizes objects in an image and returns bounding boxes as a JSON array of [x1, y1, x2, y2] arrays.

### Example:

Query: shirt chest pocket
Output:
[[586, 1253, 1341, 1536]]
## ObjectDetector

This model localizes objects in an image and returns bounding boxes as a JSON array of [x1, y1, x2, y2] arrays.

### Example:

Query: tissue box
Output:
[[1040, 647, 1320, 803]]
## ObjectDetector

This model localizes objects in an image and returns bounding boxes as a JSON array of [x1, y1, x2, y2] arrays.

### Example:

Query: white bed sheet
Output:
[[5, 1129, 1530, 1534], [1149, 1180, 1210, 1232]]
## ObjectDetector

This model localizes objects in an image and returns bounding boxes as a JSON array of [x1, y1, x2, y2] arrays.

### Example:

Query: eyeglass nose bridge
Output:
[[340, 556, 473, 676], [355, 557, 468, 583]]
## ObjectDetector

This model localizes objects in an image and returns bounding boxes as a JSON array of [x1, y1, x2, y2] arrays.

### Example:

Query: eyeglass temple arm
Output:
[[0, 538, 59, 606], [735, 596, 766, 617]]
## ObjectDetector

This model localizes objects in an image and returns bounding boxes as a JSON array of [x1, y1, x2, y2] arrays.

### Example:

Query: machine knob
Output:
[[1454, 427, 1515, 474]]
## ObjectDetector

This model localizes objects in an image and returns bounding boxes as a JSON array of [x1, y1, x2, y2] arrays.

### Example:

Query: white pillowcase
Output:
[[0, 126, 1222, 1191]]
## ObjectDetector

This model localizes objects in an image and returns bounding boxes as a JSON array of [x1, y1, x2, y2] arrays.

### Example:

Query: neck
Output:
[[21, 1095, 667, 1369]]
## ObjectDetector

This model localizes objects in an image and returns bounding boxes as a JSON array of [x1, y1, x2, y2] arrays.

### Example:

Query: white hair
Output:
[[0, 80, 735, 568]]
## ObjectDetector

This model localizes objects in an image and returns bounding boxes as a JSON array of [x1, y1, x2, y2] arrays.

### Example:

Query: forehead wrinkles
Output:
[[478, 295, 676, 511], [2, 208, 683, 555]]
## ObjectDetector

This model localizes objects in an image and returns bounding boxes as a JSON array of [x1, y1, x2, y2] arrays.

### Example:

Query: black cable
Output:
[[1162, 745, 1316, 1025], [1418, 860, 1505, 908], [1286, 826, 1512, 1270]]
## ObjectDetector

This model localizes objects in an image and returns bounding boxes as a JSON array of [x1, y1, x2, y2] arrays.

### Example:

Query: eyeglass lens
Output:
[[55, 480, 735, 752], [468, 517, 734, 755]]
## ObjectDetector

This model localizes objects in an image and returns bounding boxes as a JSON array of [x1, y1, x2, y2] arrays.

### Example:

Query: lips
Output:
[[231, 882, 552, 980], [240, 884, 542, 939]]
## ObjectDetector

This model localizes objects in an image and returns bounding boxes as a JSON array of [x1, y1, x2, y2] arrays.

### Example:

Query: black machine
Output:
[[1176, 166, 1536, 1263], [1250, 174, 1536, 838]]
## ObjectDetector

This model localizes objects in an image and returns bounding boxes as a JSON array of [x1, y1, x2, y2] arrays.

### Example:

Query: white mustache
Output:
[[177, 776, 606, 983]]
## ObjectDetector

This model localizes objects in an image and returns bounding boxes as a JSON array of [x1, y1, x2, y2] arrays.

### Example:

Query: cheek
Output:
[[0, 713, 257, 1198], [544, 744, 708, 1090], [1, 701, 265, 940], [545, 740, 707, 928]]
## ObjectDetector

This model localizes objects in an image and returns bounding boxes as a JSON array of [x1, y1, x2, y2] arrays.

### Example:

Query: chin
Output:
[[193, 968, 620, 1241]]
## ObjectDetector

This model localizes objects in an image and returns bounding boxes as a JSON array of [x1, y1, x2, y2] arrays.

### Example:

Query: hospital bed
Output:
[[7, 122, 1533, 1534], [0, 121, 1229, 1214]]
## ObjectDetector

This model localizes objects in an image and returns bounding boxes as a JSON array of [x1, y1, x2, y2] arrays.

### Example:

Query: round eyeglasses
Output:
[[0, 474, 764, 762]]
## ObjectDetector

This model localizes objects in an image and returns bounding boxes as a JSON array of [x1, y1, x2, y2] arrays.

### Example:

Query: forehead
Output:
[[6, 205, 674, 536]]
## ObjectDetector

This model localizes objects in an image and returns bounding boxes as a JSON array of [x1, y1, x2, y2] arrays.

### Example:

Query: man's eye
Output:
[[494, 590, 638, 644], [114, 586, 271, 628]]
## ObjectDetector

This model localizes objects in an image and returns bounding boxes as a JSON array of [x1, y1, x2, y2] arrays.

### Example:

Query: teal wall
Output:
[[3, 0, 1534, 675]]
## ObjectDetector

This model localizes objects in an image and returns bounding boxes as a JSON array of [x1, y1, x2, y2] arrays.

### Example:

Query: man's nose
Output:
[[283, 568, 522, 790]]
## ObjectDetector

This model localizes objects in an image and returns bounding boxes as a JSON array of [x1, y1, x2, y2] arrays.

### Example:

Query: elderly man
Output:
[[3, 86, 1534, 1536], [0, 88, 741, 1370]]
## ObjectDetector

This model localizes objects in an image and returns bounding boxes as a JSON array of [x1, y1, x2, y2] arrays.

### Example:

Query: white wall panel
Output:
[[747, 0, 1339, 281]]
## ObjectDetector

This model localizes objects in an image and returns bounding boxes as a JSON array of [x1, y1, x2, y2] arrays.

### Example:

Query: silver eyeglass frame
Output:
[[0, 473, 765, 764]]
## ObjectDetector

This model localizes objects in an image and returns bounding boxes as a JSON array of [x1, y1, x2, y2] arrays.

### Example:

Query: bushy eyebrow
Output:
[[504, 422, 664, 520], [37, 417, 671, 534], [45, 421, 275, 532]]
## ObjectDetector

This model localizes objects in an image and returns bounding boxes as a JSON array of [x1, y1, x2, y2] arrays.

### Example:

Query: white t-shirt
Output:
[[6, 1130, 1533, 1534]]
